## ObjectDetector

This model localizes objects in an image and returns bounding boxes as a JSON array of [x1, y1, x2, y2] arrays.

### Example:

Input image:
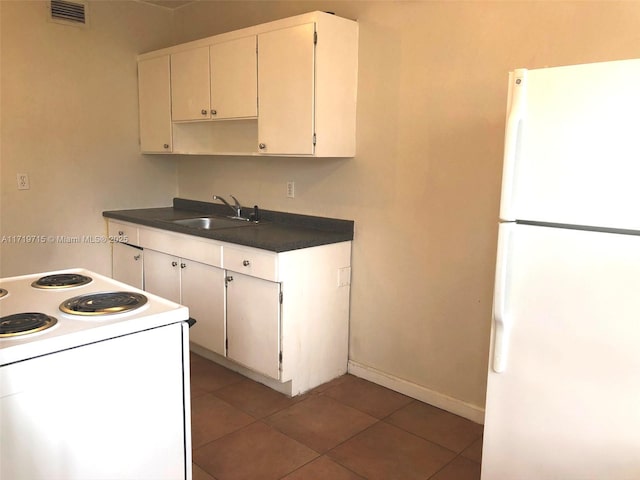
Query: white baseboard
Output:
[[190, 343, 293, 396], [348, 360, 485, 425]]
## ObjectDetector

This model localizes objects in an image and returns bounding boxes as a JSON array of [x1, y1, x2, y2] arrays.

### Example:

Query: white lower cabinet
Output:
[[109, 221, 143, 289], [182, 260, 226, 356], [226, 272, 281, 379], [144, 248, 226, 356], [143, 249, 181, 303], [221, 241, 352, 395], [108, 219, 352, 396], [112, 242, 143, 289]]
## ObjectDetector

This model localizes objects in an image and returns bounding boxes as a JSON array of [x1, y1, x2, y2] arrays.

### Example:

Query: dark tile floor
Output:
[[190, 353, 483, 480]]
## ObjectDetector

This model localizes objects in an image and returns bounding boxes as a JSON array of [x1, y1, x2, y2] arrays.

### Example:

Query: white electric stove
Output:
[[0, 268, 193, 480]]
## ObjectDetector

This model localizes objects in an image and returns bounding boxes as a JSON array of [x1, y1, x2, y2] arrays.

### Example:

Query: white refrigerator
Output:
[[482, 59, 640, 479]]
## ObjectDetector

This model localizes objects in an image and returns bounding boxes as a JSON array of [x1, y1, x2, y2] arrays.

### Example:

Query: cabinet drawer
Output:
[[108, 221, 139, 246], [224, 246, 278, 281], [139, 227, 222, 267]]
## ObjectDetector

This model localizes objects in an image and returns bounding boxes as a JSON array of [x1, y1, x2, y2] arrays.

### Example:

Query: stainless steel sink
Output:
[[170, 216, 254, 230]]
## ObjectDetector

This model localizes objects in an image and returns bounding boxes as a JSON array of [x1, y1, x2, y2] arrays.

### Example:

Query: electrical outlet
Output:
[[17, 173, 30, 190], [286, 181, 295, 198]]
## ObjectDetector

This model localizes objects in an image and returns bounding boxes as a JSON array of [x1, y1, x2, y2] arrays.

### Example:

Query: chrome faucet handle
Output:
[[230, 195, 242, 216], [213, 194, 244, 218], [213, 195, 234, 214]]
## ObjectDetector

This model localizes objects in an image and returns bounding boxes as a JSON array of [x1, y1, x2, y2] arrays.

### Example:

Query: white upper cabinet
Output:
[[171, 37, 257, 122], [210, 36, 258, 119], [257, 23, 315, 156], [137, 11, 358, 157], [171, 46, 211, 121], [138, 55, 172, 153]]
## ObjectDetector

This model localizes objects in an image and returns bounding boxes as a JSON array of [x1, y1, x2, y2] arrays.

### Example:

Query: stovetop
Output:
[[0, 268, 189, 366]]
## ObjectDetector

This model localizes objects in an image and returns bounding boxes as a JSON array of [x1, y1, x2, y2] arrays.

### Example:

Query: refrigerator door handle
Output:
[[499, 69, 527, 222], [492, 223, 513, 373]]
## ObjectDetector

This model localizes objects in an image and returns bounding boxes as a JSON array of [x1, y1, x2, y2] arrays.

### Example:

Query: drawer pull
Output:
[[171, 261, 178, 267], [242, 260, 250, 267], [180, 263, 186, 269]]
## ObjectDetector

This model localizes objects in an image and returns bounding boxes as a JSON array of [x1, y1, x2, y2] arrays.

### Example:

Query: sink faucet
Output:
[[213, 195, 243, 218]]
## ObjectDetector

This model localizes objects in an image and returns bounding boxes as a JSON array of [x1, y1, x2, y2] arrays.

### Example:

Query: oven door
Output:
[[0, 322, 191, 480]]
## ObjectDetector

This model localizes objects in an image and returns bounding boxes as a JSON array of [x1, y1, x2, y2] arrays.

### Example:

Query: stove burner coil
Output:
[[0, 312, 58, 337], [0, 288, 7, 299], [32, 273, 93, 289], [60, 291, 147, 316]]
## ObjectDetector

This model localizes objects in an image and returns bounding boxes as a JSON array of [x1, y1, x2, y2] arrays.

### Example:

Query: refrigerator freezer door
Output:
[[482, 223, 640, 479], [501, 59, 640, 230]]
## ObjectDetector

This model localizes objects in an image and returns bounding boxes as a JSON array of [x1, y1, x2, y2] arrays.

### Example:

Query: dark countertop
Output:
[[103, 198, 354, 253]]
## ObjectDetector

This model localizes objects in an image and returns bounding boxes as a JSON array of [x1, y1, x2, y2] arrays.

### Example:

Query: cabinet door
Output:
[[143, 249, 181, 303], [257, 23, 315, 155], [181, 259, 226, 356], [171, 46, 211, 121], [210, 36, 257, 119], [112, 242, 143, 289], [226, 272, 281, 379], [138, 55, 172, 153]]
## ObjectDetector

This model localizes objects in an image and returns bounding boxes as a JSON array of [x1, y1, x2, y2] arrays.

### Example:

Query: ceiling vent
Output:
[[49, 0, 88, 26]]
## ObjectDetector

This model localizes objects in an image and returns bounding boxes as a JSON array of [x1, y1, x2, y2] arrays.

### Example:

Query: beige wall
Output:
[[0, 0, 177, 276], [172, 1, 640, 413], [2, 0, 640, 415]]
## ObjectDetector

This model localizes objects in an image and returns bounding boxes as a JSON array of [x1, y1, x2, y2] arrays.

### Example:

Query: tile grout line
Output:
[[424, 448, 482, 480], [194, 389, 479, 474], [321, 419, 383, 480], [191, 360, 481, 479]]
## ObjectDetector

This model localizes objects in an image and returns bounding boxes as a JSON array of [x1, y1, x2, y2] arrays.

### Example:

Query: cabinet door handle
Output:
[[201, 109, 208, 115], [211, 109, 217, 115], [133, 254, 141, 261], [118, 230, 124, 236], [163, 143, 170, 149], [242, 260, 250, 267], [258, 143, 266, 150], [180, 263, 186, 268], [225, 275, 234, 283], [171, 261, 178, 267]]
